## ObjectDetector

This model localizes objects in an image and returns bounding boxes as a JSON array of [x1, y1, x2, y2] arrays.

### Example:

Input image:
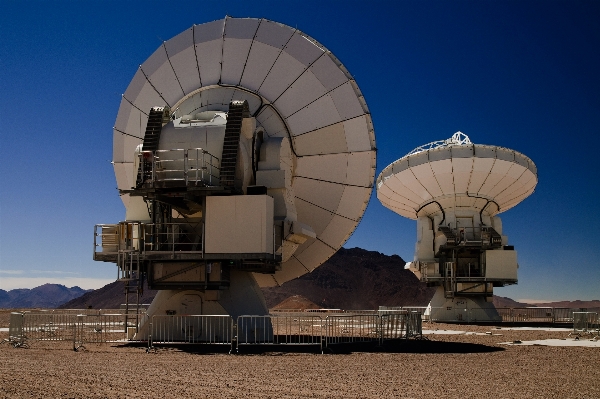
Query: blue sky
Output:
[[1, 0, 598, 301]]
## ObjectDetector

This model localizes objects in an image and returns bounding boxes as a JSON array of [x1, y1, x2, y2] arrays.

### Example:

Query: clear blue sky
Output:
[[1, 0, 598, 301]]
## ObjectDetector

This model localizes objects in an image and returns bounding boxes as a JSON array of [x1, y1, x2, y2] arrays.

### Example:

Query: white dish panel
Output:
[[295, 239, 336, 272], [310, 53, 349, 91], [284, 32, 324, 67], [330, 81, 365, 120], [143, 52, 184, 107], [346, 151, 376, 187], [239, 41, 282, 91], [259, 51, 306, 101], [256, 107, 288, 138], [295, 198, 335, 236], [113, 133, 142, 165], [168, 45, 200, 95], [196, 39, 223, 86], [294, 154, 348, 184], [273, 69, 327, 117], [336, 186, 371, 220], [385, 175, 424, 205], [410, 163, 443, 197], [398, 168, 432, 201], [294, 177, 345, 215], [272, 256, 310, 285], [113, 162, 131, 192], [114, 98, 146, 140], [292, 123, 347, 156], [286, 94, 340, 136], [344, 116, 373, 152], [451, 157, 472, 193], [319, 215, 358, 249], [254, 19, 294, 49], [221, 38, 253, 85]]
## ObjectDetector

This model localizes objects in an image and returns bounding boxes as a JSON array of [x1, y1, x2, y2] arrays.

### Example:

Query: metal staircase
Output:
[[136, 106, 170, 187], [220, 100, 250, 190]]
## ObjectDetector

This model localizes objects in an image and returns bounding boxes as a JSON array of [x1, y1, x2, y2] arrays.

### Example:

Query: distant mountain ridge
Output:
[[0, 284, 90, 308], [2, 248, 598, 310]]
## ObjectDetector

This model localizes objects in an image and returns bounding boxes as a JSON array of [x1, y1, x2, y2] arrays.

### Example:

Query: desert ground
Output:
[[1, 309, 599, 398]]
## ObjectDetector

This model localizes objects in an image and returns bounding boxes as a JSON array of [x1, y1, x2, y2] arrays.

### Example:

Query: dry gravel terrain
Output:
[[1, 310, 599, 398]]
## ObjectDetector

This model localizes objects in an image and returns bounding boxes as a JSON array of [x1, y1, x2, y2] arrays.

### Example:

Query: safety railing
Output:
[[148, 315, 234, 349], [138, 148, 220, 187], [5, 312, 143, 349], [572, 312, 599, 335], [323, 314, 381, 349], [236, 315, 324, 347], [94, 221, 205, 258]]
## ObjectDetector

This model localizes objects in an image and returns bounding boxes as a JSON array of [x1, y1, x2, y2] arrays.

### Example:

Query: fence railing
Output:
[[5, 312, 144, 349], [572, 312, 599, 334], [148, 315, 234, 348]]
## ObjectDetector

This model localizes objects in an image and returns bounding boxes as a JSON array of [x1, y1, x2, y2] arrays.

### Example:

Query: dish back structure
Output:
[[377, 132, 537, 322], [94, 17, 376, 339]]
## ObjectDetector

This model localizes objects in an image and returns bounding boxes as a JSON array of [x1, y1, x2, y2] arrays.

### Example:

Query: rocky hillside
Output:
[[0, 284, 90, 308], [59, 280, 157, 309], [262, 247, 434, 309]]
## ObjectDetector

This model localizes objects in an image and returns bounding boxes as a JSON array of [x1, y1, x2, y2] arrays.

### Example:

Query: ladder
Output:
[[444, 261, 455, 298], [220, 100, 250, 190], [136, 107, 170, 187]]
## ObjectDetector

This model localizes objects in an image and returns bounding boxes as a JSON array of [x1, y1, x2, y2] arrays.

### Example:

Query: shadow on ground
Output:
[[129, 339, 504, 355]]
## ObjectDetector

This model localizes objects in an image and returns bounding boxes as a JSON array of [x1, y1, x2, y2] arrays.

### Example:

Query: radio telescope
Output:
[[94, 17, 376, 339], [377, 132, 537, 322]]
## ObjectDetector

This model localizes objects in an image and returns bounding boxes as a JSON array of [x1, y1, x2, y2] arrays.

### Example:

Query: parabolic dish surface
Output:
[[377, 144, 537, 220], [112, 17, 376, 286]]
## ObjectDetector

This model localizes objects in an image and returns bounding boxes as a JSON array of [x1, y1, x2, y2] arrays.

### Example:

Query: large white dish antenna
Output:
[[112, 17, 376, 286], [377, 132, 537, 220]]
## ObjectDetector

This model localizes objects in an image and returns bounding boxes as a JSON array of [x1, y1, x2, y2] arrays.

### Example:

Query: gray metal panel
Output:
[[286, 94, 340, 136], [330, 81, 365, 120], [259, 51, 305, 101], [496, 147, 515, 162], [428, 147, 451, 162], [142, 45, 184, 107], [253, 19, 294, 49], [292, 123, 347, 156], [407, 151, 429, 167], [451, 144, 474, 158], [283, 32, 324, 67], [310, 52, 349, 91], [474, 144, 496, 158], [273, 69, 327, 117], [344, 115, 373, 152], [166, 28, 201, 95], [392, 158, 409, 173], [239, 41, 282, 92]]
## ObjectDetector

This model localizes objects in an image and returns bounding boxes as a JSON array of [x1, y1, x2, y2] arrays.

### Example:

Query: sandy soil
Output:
[[1, 317, 599, 398]]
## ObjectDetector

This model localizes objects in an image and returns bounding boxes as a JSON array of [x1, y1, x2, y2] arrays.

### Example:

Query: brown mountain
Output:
[[492, 296, 531, 308], [524, 300, 600, 309], [262, 247, 434, 310], [0, 284, 90, 308], [58, 281, 158, 309], [271, 295, 321, 311]]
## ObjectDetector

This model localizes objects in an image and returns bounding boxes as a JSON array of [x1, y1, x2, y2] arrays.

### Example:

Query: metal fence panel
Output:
[[149, 315, 233, 346], [323, 314, 381, 348], [236, 315, 324, 347], [73, 314, 128, 346], [573, 312, 599, 334]]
